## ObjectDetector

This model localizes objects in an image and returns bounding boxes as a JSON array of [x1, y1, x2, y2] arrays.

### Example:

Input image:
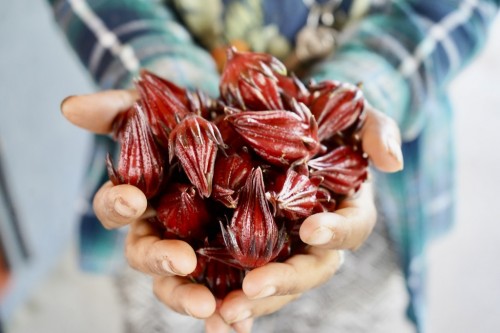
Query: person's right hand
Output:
[[61, 90, 218, 319]]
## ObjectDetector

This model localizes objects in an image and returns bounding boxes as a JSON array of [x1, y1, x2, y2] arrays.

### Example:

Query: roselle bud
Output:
[[308, 146, 368, 195], [190, 255, 245, 299], [212, 149, 254, 208], [274, 237, 292, 262], [309, 82, 365, 141], [168, 114, 226, 197], [277, 73, 310, 106], [225, 100, 319, 167], [189, 254, 208, 283], [213, 115, 246, 150], [136, 77, 191, 148], [186, 89, 222, 120], [204, 259, 245, 299], [140, 69, 190, 106], [107, 103, 164, 199], [266, 168, 320, 221], [308, 79, 341, 97], [197, 245, 243, 269], [221, 168, 286, 269], [156, 183, 211, 240], [313, 187, 337, 213], [220, 47, 285, 110]]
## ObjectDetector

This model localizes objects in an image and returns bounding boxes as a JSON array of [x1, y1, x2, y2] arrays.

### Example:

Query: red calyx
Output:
[[309, 82, 365, 142], [220, 47, 286, 111], [156, 183, 211, 240], [308, 145, 368, 195], [212, 149, 254, 208], [221, 168, 286, 269], [168, 114, 226, 198], [266, 167, 320, 221], [225, 100, 319, 167], [107, 103, 164, 199], [136, 73, 191, 148]]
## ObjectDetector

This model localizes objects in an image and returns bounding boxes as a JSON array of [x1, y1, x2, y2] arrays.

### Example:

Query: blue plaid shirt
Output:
[[46, 0, 499, 331]]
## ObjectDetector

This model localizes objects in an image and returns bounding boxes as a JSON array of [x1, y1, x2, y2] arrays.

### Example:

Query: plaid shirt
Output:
[[45, 0, 499, 331]]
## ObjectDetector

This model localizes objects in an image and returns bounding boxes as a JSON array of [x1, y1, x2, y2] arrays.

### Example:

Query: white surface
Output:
[[0, 0, 92, 319], [427, 17, 500, 333]]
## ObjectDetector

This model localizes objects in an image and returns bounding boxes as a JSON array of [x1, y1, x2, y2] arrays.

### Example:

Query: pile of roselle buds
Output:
[[107, 48, 368, 299]]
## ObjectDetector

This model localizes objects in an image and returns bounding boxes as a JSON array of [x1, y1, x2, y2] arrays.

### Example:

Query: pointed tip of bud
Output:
[[132, 76, 142, 85], [270, 58, 287, 76], [203, 171, 213, 198], [252, 166, 264, 183], [265, 191, 278, 216], [226, 46, 237, 60], [106, 153, 120, 185], [223, 106, 242, 117]]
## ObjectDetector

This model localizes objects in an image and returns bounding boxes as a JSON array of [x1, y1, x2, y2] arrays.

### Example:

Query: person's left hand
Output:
[[204, 183, 374, 333], [203, 105, 403, 333]]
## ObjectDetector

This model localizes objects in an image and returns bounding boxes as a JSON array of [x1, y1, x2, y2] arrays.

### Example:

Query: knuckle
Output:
[[323, 252, 340, 279], [124, 242, 140, 271], [290, 293, 302, 302], [152, 277, 164, 301], [276, 264, 299, 295], [332, 222, 349, 249], [144, 241, 167, 275], [258, 294, 299, 317], [385, 115, 398, 129], [117, 89, 135, 109]]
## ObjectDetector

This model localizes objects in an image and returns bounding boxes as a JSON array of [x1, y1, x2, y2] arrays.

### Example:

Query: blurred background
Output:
[[0, 1, 499, 333]]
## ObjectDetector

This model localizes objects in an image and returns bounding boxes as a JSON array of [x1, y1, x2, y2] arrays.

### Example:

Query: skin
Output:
[[61, 89, 403, 333]]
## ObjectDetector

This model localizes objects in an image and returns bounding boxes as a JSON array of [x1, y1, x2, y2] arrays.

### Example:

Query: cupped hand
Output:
[[300, 102, 403, 250], [61, 90, 217, 319], [212, 103, 404, 332], [62, 90, 403, 333]]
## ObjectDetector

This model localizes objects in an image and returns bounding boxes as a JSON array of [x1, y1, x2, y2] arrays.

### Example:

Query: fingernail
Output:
[[161, 259, 183, 276], [386, 137, 404, 170], [232, 317, 253, 333], [60, 95, 75, 115], [338, 250, 345, 267], [306, 227, 334, 245], [250, 285, 276, 299], [161, 259, 175, 274], [114, 196, 137, 218], [184, 305, 195, 318], [226, 310, 252, 324]]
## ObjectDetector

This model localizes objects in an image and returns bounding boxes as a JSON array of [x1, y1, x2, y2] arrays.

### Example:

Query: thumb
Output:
[[61, 89, 138, 134]]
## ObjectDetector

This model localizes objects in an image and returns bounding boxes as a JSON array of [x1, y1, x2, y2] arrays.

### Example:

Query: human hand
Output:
[[208, 103, 403, 333], [61, 90, 218, 319], [62, 91, 402, 333]]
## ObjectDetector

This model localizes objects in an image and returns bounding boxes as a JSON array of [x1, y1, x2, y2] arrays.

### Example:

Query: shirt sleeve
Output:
[[46, 0, 220, 96], [310, 0, 500, 140]]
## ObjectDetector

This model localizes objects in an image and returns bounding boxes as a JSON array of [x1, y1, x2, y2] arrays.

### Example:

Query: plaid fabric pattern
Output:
[[46, 0, 499, 331]]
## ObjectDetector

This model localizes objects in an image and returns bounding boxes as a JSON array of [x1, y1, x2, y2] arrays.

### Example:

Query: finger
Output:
[[231, 317, 254, 333], [360, 106, 403, 172], [205, 312, 232, 333], [126, 218, 197, 276], [219, 290, 299, 325], [242, 247, 342, 299], [61, 89, 139, 134], [93, 181, 148, 229], [153, 275, 216, 319], [299, 183, 376, 249]]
